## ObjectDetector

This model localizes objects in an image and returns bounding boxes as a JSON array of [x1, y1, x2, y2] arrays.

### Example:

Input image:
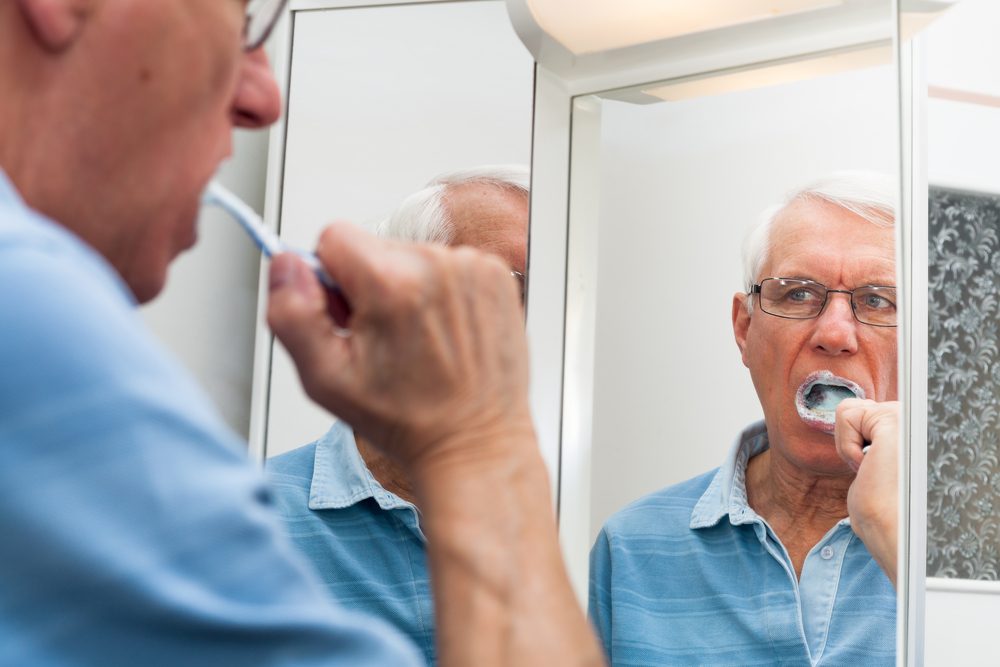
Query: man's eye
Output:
[[862, 294, 895, 310], [786, 288, 819, 302]]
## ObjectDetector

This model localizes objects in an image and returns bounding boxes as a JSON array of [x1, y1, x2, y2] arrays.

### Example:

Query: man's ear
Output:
[[16, 0, 90, 53], [732, 292, 751, 368]]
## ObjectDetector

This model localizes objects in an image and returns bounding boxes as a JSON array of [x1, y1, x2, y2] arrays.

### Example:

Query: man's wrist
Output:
[[407, 415, 541, 490], [855, 511, 898, 586]]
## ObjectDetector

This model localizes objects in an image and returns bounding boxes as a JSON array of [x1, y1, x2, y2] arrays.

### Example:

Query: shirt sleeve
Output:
[[0, 236, 424, 666], [588, 528, 614, 664]]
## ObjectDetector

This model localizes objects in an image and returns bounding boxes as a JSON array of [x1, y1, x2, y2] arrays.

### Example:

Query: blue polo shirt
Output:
[[0, 169, 422, 666], [268, 422, 436, 665], [589, 421, 896, 666]]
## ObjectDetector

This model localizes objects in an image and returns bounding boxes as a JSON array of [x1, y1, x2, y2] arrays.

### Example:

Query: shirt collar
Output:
[[690, 420, 770, 529], [308, 421, 416, 514], [0, 167, 138, 305]]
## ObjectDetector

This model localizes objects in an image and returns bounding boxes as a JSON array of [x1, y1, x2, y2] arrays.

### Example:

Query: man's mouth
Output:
[[794, 371, 866, 434]]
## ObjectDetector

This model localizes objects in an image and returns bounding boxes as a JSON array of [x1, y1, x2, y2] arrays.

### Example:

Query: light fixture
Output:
[[642, 43, 890, 102], [522, 0, 846, 55], [518, 0, 960, 58], [563, 0, 959, 105]]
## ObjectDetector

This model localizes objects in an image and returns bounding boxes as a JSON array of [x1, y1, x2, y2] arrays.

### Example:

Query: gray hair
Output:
[[742, 171, 897, 308], [375, 165, 530, 243]]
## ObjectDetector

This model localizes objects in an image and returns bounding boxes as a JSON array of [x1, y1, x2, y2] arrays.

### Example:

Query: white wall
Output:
[[922, 0, 1000, 662], [588, 63, 898, 538], [926, 580, 1000, 667], [925, 0, 1000, 192], [263, 1, 535, 456], [141, 128, 269, 439]]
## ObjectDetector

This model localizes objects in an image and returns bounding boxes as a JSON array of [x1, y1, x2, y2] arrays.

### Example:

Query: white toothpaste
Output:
[[794, 370, 865, 434]]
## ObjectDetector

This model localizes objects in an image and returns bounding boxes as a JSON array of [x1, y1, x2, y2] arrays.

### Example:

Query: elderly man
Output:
[[589, 173, 899, 666], [0, 2, 600, 665], [267, 165, 529, 665]]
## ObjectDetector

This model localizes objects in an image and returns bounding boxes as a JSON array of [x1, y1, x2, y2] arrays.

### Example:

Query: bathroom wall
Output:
[[141, 128, 268, 440]]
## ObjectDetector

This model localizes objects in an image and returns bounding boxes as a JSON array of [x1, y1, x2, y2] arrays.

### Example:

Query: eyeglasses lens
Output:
[[851, 286, 897, 326], [759, 279, 826, 319], [757, 278, 896, 326]]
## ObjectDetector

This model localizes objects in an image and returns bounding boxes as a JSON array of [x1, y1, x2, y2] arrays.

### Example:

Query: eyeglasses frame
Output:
[[244, 0, 291, 52], [750, 277, 897, 328]]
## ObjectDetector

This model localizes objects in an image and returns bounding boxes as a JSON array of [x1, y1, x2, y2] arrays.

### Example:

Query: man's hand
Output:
[[266, 222, 604, 667], [266, 221, 535, 475], [835, 398, 900, 586]]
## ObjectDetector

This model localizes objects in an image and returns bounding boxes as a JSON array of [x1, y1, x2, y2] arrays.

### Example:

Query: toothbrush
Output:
[[202, 180, 352, 330]]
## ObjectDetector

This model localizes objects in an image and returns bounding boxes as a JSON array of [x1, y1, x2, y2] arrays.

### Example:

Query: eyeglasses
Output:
[[511, 270, 527, 303], [244, 0, 290, 52], [751, 277, 897, 327]]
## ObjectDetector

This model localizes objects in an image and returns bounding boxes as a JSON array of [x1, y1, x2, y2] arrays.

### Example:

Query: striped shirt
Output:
[[268, 423, 435, 665], [0, 170, 421, 666], [589, 421, 895, 666]]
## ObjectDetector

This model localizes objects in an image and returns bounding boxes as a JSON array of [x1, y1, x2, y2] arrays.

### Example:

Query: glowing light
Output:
[[523, 0, 844, 55]]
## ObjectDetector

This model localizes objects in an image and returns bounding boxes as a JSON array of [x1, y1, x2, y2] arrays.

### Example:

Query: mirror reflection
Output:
[[268, 165, 529, 665], [575, 48, 901, 664], [257, 4, 533, 666], [264, 0, 534, 454]]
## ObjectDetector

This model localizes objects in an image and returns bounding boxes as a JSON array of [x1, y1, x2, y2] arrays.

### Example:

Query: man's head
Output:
[[732, 172, 897, 475], [375, 165, 530, 278], [1, 0, 284, 302]]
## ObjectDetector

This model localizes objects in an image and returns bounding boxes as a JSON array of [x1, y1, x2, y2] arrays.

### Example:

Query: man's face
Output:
[[732, 198, 897, 475], [445, 183, 528, 274], [29, 1, 281, 302]]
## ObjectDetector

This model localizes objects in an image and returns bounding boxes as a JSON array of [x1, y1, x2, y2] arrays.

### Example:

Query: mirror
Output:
[[252, 3, 534, 664], [256, 0, 535, 457], [922, 0, 1000, 662], [563, 12, 903, 663]]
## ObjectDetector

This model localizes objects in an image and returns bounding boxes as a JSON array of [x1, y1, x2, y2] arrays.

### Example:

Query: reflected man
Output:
[[589, 172, 899, 666], [267, 165, 529, 665]]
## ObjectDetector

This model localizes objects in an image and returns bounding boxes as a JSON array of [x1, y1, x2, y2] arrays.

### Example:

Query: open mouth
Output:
[[794, 371, 866, 434]]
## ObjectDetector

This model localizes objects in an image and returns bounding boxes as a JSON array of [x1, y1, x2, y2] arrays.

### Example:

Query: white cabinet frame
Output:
[[508, 2, 927, 664]]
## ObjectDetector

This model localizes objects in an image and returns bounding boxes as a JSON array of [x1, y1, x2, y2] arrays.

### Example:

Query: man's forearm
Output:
[[415, 433, 605, 667], [855, 513, 898, 588]]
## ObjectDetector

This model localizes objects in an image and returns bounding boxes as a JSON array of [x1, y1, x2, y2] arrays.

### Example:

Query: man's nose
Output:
[[809, 291, 859, 355], [231, 48, 282, 129]]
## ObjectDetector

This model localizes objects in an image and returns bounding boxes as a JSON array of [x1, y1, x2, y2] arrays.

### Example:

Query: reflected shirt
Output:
[[589, 421, 895, 666], [0, 170, 422, 666], [267, 423, 435, 665]]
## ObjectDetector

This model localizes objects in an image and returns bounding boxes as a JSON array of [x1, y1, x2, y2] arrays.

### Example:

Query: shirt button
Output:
[[820, 545, 835, 560]]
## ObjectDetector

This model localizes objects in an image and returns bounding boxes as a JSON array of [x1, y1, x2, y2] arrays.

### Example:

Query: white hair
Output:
[[375, 165, 530, 243], [742, 170, 897, 309]]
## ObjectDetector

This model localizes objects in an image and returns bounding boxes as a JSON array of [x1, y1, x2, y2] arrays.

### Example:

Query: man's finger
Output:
[[835, 398, 870, 471], [314, 221, 395, 312], [267, 253, 348, 400]]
